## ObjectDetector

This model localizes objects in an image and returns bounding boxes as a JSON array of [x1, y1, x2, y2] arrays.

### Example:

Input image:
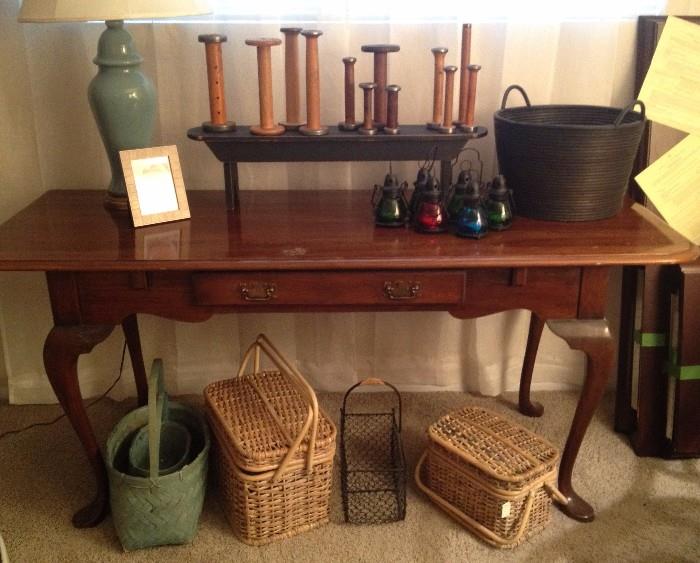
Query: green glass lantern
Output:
[[485, 175, 513, 231], [372, 174, 409, 227]]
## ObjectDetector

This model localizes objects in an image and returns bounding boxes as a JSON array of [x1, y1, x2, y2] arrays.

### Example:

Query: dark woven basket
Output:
[[494, 85, 646, 221]]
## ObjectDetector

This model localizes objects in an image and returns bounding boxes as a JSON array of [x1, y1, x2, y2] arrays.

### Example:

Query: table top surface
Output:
[[0, 189, 696, 272]]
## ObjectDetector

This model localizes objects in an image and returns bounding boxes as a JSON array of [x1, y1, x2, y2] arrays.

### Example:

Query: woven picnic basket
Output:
[[415, 406, 568, 548], [203, 334, 336, 545]]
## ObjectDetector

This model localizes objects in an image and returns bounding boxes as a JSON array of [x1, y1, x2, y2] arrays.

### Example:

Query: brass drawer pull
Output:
[[383, 280, 422, 300], [240, 282, 277, 301]]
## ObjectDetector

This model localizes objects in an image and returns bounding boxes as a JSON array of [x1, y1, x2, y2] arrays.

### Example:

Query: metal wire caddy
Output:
[[340, 378, 406, 524]]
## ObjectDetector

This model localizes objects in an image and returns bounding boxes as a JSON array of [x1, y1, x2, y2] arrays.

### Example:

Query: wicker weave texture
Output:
[[417, 407, 562, 548], [106, 402, 210, 551], [204, 371, 336, 472], [212, 426, 333, 545], [428, 406, 559, 487], [422, 444, 554, 548], [204, 334, 336, 545]]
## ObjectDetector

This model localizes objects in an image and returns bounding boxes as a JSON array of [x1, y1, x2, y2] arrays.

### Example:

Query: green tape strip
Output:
[[634, 330, 667, 348], [666, 361, 700, 381]]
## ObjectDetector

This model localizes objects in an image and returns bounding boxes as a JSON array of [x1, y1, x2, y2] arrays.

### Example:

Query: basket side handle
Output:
[[414, 451, 535, 547], [147, 359, 166, 481], [500, 84, 531, 110], [237, 336, 318, 455], [544, 482, 570, 506], [614, 99, 646, 126], [251, 334, 321, 479], [342, 378, 403, 432]]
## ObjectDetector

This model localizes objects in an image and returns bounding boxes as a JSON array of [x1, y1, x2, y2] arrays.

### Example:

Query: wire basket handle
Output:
[[501, 84, 531, 110], [342, 378, 402, 432], [614, 99, 646, 127], [237, 334, 320, 481]]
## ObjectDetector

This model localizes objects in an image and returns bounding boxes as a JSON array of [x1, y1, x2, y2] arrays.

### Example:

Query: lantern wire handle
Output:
[[418, 145, 439, 173], [455, 146, 483, 183]]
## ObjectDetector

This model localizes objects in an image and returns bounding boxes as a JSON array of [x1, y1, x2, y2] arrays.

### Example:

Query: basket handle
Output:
[[147, 359, 167, 481], [414, 451, 535, 547], [342, 378, 402, 432], [237, 334, 320, 481], [500, 84, 531, 110], [544, 482, 570, 506], [614, 99, 646, 127]]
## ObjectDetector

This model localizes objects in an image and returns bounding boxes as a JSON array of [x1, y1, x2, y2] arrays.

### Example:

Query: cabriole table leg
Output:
[[43, 324, 115, 528], [519, 312, 545, 417], [122, 314, 147, 406], [547, 318, 615, 522]]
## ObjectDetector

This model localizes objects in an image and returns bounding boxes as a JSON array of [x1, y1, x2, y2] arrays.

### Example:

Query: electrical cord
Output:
[[0, 340, 127, 443]]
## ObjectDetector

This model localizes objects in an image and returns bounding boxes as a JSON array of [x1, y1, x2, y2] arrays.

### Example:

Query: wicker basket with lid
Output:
[[204, 334, 336, 545], [415, 406, 568, 548]]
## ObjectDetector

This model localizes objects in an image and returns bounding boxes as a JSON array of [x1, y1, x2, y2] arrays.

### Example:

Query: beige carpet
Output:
[[1, 390, 699, 562]]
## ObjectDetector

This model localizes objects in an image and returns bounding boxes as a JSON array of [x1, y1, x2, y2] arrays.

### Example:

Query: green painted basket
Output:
[[105, 359, 210, 551]]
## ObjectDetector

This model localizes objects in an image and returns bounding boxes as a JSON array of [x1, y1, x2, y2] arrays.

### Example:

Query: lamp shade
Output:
[[18, 0, 211, 22]]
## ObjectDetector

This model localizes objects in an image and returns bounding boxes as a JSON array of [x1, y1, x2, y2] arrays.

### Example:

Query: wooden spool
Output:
[[427, 47, 448, 130], [385, 84, 401, 135], [359, 82, 378, 136], [459, 64, 482, 132], [361, 44, 400, 129], [198, 34, 235, 132], [456, 24, 472, 126], [438, 66, 458, 134], [339, 57, 360, 131], [300, 30, 328, 136], [245, 38, 285, 136], [280, 28, 303, 131]]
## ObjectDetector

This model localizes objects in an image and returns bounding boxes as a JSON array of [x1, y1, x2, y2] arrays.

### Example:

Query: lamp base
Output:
[[89, 21, 156, 205], [104, 192, 130, 212]]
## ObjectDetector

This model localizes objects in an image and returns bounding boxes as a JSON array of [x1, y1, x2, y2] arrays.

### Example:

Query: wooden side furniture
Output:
[[614, 15, 700, 458], [0, 189, 695, 529]]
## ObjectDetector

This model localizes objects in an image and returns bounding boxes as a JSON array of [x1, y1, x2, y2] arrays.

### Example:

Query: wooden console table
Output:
[[0, 189, 695, 528]]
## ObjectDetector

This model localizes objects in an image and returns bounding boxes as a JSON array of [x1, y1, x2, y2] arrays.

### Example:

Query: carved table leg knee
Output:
[[43, 324, 115, 528], [519, 312, 545, 417], [121, 315, 147, 406], [548, 318, 614, 522]]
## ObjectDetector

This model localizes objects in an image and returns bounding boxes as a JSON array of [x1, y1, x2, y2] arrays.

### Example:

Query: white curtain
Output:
[[0, 1, 695, 404]]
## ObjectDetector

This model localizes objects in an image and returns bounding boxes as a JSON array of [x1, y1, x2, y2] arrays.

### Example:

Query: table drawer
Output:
[[192, 271, 464, 306]]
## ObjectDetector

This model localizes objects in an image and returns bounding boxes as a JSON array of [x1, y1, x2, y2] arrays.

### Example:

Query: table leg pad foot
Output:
[[557, 490, 595, 522]]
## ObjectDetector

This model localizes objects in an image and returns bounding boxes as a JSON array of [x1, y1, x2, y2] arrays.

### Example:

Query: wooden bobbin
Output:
[[427, 47, 448, 130], [455, 24, 472, 126], [359, 82, 378, 136], [459, 64, 482, 132], [299, 30, 329, 136], [279, 27, 304, 131], [198, 34, 235, 132], [338, 57, 360, 131], [360, 44, 400, 129], [437, 65, 458, 134], [384, 84, 401, 135], [245, 38, 285, 136]]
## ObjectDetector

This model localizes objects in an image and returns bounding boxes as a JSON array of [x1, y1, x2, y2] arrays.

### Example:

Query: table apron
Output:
[[52, 266, 586, 325]]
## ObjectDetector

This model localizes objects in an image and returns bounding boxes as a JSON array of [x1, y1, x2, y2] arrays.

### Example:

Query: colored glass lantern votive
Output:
[[485, 174, 513, 231]]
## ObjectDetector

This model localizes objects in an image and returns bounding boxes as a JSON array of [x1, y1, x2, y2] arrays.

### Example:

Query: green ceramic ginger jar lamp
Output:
[[18, 0, 211, 211]]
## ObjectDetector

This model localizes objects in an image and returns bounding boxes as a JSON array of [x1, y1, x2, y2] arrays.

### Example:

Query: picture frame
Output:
[[119, 145, 191, 227]]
